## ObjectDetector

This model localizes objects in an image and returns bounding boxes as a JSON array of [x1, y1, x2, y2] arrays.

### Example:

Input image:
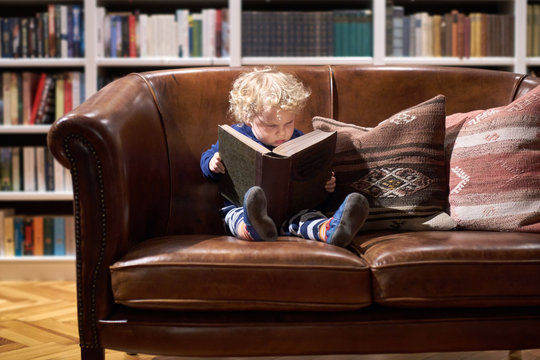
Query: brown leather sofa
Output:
[[47, 65, 540, 360]]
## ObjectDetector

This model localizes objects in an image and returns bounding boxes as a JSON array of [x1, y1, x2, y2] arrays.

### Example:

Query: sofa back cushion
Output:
[[331, 65, 531, 126]]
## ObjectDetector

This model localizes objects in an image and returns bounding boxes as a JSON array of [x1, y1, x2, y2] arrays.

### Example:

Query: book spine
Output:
[[33, 216, 44, 256], [53, 216, 65, 255], [43, 217, 54, 255], [4, 216, 14, 256], [257, 155, 291, 227]]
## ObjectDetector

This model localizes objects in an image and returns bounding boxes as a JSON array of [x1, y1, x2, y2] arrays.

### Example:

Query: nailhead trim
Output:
[[64, 134, 106, 349]]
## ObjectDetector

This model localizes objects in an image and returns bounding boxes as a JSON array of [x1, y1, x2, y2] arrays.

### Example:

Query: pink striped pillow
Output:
[[446, 85, 540, 232]]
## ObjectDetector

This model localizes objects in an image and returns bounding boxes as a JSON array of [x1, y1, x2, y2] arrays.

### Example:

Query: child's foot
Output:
[[243, 186, 277, 242], [322, 192, 369, 247]]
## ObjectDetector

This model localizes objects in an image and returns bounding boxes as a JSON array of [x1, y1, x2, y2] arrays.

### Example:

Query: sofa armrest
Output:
[[47, 74, 170, 349]]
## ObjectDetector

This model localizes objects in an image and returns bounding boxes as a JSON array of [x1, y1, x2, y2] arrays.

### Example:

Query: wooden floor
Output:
[[0, 281, 539, 360]]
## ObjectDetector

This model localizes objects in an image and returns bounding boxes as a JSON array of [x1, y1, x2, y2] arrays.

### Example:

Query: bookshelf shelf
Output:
[[241, 57, 374, 66], [0, 256, 75, 281], [97, 57, 218, 67], [0, 59, 86, 68], [0, 192, 73, 201], [385, 56, 516, 67], [527, 58, 540, 65], [0, 125, 51, 134]]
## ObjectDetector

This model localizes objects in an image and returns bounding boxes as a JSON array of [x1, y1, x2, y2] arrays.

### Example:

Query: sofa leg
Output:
[[509, 350, 522, 360], [81, 346, 105, 360]]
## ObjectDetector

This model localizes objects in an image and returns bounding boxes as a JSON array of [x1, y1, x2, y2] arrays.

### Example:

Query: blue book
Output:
[[72, 5, 82, 57], [53, 216, 66, 256], [13, 216, 24, 256], [110, 15, 118, 58]]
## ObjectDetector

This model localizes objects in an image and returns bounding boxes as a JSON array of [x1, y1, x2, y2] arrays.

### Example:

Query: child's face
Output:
[[249, 108, 296, 147]]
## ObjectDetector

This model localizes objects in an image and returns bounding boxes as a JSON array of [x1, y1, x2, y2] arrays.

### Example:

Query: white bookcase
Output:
[[0, 0, 537, 279]]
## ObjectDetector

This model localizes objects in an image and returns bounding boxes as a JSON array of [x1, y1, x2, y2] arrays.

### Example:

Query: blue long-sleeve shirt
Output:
[[200, 123, 304, 182]]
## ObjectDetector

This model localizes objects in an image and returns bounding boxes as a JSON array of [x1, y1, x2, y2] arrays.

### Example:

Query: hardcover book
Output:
[[218, 124, 336, 225]]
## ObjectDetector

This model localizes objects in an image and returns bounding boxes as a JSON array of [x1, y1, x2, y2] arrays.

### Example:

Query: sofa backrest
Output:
[[136, 65, 540, 235], [331, 65, 539, 126]]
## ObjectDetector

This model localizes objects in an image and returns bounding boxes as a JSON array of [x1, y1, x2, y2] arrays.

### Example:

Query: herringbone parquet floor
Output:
[[1, 281, 539, 360]]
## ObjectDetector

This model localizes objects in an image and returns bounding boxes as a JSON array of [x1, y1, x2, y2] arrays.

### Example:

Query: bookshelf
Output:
[[0, 0, 538, 280]]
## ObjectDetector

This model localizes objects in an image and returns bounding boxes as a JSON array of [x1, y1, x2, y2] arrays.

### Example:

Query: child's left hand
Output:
[[325, 172, 336, 193]]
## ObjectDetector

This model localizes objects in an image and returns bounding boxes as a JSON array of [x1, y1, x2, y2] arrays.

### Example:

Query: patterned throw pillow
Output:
[[446, 85, 540, 232], [313, 95, 456, 231]]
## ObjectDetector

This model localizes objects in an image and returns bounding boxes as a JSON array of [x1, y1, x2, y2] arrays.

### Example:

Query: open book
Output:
[[218, 124, 337, 225]]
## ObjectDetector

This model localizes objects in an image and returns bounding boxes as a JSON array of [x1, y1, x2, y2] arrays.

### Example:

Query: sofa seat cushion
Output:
[[352, 231, 540, 308], [110, 235, 372, 311]]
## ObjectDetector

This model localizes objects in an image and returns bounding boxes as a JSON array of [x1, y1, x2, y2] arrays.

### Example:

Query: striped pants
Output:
[[222, 205, 328, 242]]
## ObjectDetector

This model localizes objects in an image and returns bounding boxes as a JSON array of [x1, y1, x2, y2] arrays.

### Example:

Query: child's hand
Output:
[[209, 152, 226, 174], [325, 172, 336, 193]]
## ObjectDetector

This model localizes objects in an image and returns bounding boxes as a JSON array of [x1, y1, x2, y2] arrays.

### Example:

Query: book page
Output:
[[272, 129, 336, 157], [219, 124, 270, 154]]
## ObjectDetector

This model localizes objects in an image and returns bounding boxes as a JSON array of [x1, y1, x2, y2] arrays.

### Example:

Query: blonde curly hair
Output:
[[229, 67, 311, 124]]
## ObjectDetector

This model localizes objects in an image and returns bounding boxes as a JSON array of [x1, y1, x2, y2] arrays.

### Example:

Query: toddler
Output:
[[200, 68, 369, 248]]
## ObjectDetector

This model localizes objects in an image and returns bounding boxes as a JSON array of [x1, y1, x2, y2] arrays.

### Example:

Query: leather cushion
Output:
[[110, 235, 372, 311], [352, 231, 540, 308]]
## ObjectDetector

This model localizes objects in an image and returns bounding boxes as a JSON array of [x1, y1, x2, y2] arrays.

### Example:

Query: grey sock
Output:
[[327, 193, 369, 248], [244, 186, 277, 242]]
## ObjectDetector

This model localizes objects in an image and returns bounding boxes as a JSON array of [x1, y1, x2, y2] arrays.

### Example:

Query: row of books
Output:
[[387, 7, 514, 58], [242, 10, 373, 57], [96, 7, 230, 58], [1, 71, 84, 126], [0, 146, 71, 192], [0, 209, 74, 257], [0, 4, 84, 59]]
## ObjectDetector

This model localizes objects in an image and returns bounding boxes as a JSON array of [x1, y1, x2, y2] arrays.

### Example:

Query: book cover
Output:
[[35, 146, 46, 192], [23, 216, 34, 255], [33, 215, 44, 256], [30, 72, 47, 124], [10, 72, 20, 125], [35, 74, 56, 124], [64, 215, 75, 256], [0, 208, 15, 256], [53, 216, 66, 255], [22, 72, 39, 125], [13, 216, 24, 256], [23, 146, 36, 191], [11, 146, 21, 191], [218, 124, 336, 225], [0, 147, 12, 191], [3, 215, 15, 256], [43, 217, 54, 255], [48, 4, 56, 57]]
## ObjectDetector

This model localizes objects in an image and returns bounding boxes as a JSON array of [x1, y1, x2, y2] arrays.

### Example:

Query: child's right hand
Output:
[[209, 152, 226, 174]]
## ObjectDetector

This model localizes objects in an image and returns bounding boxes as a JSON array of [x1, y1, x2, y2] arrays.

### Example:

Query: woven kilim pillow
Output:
[[313, 95, 456, 231], [446, 85, 540, 232]]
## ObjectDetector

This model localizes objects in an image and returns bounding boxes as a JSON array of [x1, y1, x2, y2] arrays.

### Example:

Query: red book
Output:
[[48, 4, 56, 57], [23, 217, 34, 256], [129, 14, 136, 57], [29, 72, 46, 125], [64, 72, 73, 114]]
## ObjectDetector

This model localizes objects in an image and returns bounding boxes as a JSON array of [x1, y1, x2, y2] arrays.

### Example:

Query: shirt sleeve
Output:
[[200, 140, 221, 182]]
